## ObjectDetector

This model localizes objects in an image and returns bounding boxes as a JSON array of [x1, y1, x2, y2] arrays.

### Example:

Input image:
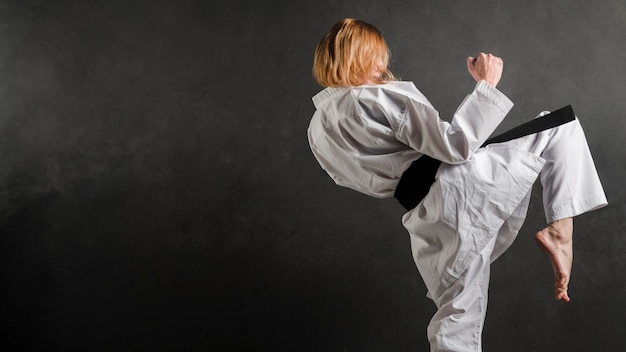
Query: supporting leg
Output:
[[427, 236, 497, 352]]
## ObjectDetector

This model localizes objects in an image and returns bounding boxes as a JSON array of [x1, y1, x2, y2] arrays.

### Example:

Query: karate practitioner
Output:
[[307, 18, 608, 351]]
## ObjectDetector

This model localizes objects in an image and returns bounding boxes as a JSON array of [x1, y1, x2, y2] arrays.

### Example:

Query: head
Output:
[[313, 18, 395, 87]]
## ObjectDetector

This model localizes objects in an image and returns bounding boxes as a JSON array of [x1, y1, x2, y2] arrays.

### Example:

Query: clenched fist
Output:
[[467, 52, 503, 88]]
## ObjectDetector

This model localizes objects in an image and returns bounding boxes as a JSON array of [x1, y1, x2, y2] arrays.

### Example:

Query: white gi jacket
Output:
[[308, 80, 548, 299]]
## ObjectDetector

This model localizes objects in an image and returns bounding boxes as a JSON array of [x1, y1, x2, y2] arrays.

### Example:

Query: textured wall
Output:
[[1, 1, 624, 351]]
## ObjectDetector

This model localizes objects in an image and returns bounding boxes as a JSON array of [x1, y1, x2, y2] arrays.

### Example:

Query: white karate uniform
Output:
[[307, 80, 607, 351]]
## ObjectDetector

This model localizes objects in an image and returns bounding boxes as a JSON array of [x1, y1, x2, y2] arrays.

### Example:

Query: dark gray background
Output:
[[1, 1, 624, 351]]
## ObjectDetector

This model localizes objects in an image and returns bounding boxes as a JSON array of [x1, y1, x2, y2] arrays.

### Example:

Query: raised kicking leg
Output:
[[501, 117, 605, 302], [534, 217, 573, 302]]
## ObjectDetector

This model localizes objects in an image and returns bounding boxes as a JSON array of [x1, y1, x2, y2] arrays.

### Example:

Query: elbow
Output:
[[446, 152, 472, 165], [442, 140, 473, 165], [434, 128, 475, 164]]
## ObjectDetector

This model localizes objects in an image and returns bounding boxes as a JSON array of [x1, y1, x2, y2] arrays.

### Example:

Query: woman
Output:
[[307, 18, 607, 351]]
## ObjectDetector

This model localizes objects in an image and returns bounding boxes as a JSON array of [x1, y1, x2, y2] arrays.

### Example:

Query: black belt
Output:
[[393, 105, 576, 211]]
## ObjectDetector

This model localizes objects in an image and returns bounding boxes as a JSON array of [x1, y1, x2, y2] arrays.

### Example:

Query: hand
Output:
[[467, 52, 503, 87]]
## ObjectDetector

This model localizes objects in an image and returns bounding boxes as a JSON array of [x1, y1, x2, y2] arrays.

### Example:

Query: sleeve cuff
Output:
[[475, 80, 514, 113]]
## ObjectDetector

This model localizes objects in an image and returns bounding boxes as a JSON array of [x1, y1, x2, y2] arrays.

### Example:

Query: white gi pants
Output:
[[404, 116, 607, 352]]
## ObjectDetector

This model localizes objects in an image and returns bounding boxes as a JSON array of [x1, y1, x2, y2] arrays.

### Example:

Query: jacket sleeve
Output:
[[395, 80, 514, 164]]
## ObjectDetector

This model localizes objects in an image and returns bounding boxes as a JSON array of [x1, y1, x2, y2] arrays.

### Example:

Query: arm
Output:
[[396, 53, 512, 164]]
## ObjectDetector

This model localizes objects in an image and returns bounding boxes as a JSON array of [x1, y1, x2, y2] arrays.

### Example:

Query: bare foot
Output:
[[534, 218, 573, 302]]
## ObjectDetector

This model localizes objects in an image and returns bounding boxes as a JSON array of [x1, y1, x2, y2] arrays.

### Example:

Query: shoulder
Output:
[[356, 81, 431, 106], [357, 80, 418, 94]]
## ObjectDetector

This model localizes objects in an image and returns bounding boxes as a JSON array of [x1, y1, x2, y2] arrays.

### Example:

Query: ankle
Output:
[[547, 218, 573, 241]]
